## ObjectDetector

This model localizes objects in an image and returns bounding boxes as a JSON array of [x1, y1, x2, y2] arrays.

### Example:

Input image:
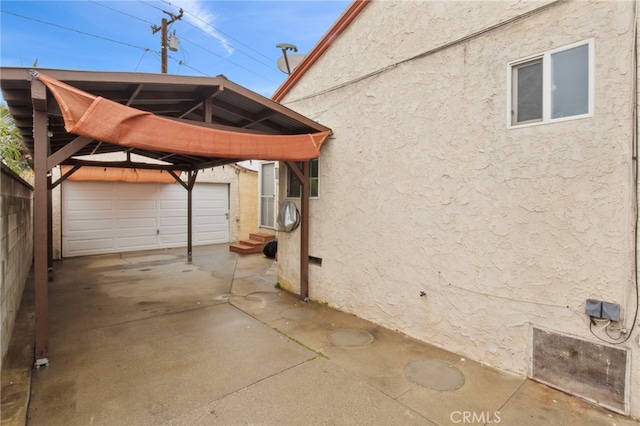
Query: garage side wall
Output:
[[277, 0, 639, 417], [1, 164, 33, 372], [236, 167, 260, 240]]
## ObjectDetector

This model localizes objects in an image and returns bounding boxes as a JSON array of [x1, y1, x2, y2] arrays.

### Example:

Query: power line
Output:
[[88, 0, 151, 24], [179, 17, 275, 70], [0, 9, 151, 52], [137, 0, 164, 13], [173, 58, 207, 76], [2, 4, 283, 83], [160, 0, 274, 63], [151, 51, 207, 76], [138, 0, 276, 71], [179, 36, 279, 84], [137, 0, 276, 81], [134, 49, 151, 71]]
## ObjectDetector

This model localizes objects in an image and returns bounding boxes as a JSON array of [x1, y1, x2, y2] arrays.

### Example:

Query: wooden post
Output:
[[161, 18, 168, 74], [187, 171, 193, 262], [47, 174, 53, 272], [300, 161, 310, 301], [186, 170, 198, 262], [32, 78, 50, 366]]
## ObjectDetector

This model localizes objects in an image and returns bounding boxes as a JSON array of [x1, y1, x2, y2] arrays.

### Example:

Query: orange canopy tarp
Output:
[[39, 73, 330, 161], [62, 166, 178, 183]]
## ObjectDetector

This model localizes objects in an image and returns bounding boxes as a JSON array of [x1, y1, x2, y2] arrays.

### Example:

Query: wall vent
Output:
[[531, 327, 628, 415], [309, 256, 322, 266]]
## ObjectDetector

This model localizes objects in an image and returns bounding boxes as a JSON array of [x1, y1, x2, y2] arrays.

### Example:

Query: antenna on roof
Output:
[[276, 43, 304, 75]]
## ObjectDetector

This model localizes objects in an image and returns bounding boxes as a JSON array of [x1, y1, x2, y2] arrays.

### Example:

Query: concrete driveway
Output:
[[2, 244, 638, 425]]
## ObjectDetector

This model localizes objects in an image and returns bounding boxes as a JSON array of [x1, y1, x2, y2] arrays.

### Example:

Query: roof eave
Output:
[[272, 0, 371, 102]]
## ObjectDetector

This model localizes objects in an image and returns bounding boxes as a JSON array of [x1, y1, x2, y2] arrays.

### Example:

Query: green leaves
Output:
[[0, 103, 30, 175]]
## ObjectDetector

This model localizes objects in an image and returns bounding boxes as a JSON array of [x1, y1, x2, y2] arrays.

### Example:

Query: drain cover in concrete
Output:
[[329, 329, 374, 347], [281, 307, 317, 321], [213, 293, 231, 302], [404, 359, 465, 391], [245, 292, 279, 301]]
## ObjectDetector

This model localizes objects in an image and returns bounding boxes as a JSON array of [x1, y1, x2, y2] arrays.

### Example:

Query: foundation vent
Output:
[[531, 327, 628, 415]]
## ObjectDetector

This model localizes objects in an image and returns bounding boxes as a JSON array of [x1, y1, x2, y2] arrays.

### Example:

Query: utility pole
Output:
[[152, 9, 183, 73]]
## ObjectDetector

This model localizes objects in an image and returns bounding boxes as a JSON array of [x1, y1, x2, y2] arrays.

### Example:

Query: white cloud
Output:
[[171, 0, 234, 56]]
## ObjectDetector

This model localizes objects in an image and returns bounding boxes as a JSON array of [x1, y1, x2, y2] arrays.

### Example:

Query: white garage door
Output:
[[62, 181, 229, 257]]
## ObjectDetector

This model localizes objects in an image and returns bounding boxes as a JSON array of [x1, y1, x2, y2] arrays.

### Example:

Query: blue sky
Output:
[[0, 0, 349, 97]]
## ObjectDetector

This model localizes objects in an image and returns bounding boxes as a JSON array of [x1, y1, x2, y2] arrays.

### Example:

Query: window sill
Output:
[[508, 112, 592, 129]]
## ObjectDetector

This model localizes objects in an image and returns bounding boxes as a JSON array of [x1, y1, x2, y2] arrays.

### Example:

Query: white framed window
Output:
[[259, 162, 276, 228], [286, 159, 319, 198], [508, 39, 594, 127]]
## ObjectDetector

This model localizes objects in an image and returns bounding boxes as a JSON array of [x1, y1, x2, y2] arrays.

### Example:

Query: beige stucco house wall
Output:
[[276, 0, 639, 417], [234, 163, 261, 240], [52, 153, 257, 258]]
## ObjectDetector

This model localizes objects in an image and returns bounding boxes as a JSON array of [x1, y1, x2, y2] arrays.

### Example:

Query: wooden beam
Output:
[[203, 96, 213, 124], [178, 87, 222, 119], [126, 84, 144, 106], [168, 170, 188, 190], [285, 161, 304, 182], [193, 158, 241, 170], [89, 141, 103, 155], [30, 79, 47, 111], [188, 169, 198, 190], [61, 159, 193, 171], [164, 116, 270, 135], [47, 136, 93, 171], [50, 165, 80, 189]]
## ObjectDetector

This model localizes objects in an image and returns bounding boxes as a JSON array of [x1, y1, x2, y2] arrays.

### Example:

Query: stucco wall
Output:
[[235, 166, 261, 239], [278, 0, 639, 417], [1, 165, 33, 372]]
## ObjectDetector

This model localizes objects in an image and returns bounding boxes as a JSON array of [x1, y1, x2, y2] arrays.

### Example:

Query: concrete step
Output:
[[240, 239, 265, 248], [249, 233, 275, 243], [230, 233, 275, 255], [229, 243, 263, 255]]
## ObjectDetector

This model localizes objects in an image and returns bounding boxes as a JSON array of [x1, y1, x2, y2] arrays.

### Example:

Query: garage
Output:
[[62, 181, 229, 257]]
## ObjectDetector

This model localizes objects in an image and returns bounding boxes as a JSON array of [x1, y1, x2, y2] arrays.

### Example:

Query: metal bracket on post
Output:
[[35, 357, 50, 368]]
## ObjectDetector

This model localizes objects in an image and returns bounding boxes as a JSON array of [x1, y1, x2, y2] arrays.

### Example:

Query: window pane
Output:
[[551, 44, 589, 119], [310, 159, 319, 197], [515, 61, 543, 123], [261, 163, 274, 194], [310, 178, 318, 197], [287, 166, 301, 198], [287, 160, 319, 198], [260, 196, 274, 227], [260, 163, 275, 227]]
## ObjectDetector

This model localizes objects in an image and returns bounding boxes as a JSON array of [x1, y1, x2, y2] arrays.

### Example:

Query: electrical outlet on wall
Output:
[[602, 302, 620, 321], [585, 299, 602, 317], [585, 299, 620, 321]]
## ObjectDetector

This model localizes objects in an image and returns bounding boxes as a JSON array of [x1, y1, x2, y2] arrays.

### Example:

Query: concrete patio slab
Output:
[[397, 357, 524, 425], [166, 357, 432, 426], [2, 244, 638, 425], [498, 379, 640, 426], [28, 304, 314, 425]]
